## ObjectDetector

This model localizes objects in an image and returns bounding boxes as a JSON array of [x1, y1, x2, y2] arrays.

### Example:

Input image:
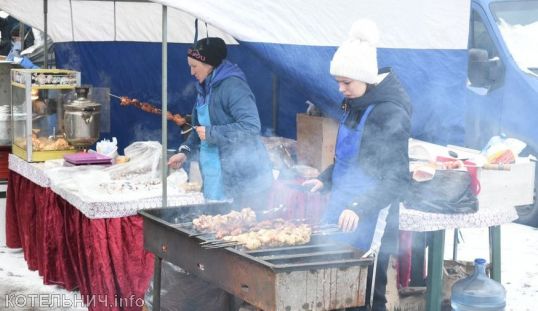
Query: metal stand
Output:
[[489, 225, 501, 282], [452, 228, 459, 260], [425, 230, 445, 311], [363, 204, 391, 310], [153, 256, 162, 311], [368, 251, 379, 311]]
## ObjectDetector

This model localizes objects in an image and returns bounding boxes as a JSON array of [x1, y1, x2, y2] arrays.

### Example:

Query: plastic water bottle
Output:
[[451, 258, 506, 311], [481, 133, 507, 155]]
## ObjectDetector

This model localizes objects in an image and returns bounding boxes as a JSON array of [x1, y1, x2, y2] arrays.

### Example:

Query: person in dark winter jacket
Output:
[[303, 19, 412, 311], [6, 25, 39, 69], [168, 37, 273, 210], [0, 17, 34, 55]]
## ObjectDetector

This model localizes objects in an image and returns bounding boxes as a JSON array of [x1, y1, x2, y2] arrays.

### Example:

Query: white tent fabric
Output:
[[0, 0, 468, 49], [0, 0, 236, 44], [153, 0, 469, 49]]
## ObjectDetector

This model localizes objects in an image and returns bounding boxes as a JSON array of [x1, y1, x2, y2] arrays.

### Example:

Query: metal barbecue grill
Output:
[[139, 203, 374, 311]]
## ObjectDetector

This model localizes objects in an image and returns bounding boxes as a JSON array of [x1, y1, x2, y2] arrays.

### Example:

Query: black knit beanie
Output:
[[187, 37, 227, 67]]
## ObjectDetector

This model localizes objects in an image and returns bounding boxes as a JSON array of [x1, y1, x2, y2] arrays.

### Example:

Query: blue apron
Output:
[[324, 105, 377, 251], [197, 91, 225, 200]]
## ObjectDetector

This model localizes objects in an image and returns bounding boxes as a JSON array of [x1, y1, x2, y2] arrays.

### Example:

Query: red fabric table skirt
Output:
[[6, 170, 154, 310]]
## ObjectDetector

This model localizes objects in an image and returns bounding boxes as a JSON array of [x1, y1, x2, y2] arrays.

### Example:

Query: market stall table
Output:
[[5, 154, 204, 311], [399, 152, 535, 311]]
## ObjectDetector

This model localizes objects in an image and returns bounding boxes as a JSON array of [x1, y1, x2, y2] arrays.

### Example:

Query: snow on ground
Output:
[[0, 222, 536, 310], [0, 247, 85, 310], [444, 223, 538, 311]]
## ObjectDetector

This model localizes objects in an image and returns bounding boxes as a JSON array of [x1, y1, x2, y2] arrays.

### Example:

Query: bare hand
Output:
[[168, 153, 187, 169], [196, 126, 206, 140], [338, 209, 359, 232], [32, 100, 47, 115], [302, 179, 323, 192]]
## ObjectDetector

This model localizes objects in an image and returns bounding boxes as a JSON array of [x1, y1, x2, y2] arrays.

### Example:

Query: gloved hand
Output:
[[15, 56, 39, 69]]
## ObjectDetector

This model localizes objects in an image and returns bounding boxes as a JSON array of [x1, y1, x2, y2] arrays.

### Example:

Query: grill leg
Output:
[[153, 256, 163, 311]]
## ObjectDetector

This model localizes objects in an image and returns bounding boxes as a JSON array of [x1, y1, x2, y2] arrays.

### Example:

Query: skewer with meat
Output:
[[192, 208, 257, 235], [115, 95, 187, 126], [222, 223, 312, 250]]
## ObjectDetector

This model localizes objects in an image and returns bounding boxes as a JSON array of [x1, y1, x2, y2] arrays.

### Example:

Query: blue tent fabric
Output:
[[55, 42, 308, 152], [55, 41, 467, 152]]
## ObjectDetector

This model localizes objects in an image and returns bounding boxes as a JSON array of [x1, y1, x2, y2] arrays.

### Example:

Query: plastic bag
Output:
[[144, 261, 233, 311], [167, 169, 189, 192], [96, 137, 118, 158], [405, 170, 479, 214], [104, 141, 162, 180], [481, 135, 526, 164]]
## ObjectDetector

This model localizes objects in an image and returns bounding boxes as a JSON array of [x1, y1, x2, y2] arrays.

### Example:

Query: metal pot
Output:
[[64, 87, 101, 148]]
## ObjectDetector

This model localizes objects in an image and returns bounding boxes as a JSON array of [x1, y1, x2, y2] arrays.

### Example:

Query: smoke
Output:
[[131, 122, 162, 142], [55, 43, 83, 71], [97, 70, 112, 88]]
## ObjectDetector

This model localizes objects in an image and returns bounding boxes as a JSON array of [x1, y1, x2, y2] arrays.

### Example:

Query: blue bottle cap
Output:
[[474, 258, 487, 265]]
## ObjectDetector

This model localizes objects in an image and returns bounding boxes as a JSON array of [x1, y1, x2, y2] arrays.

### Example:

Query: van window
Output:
[[469, 10, 499, 59], [491, 1, 538, 74], [468, 9, 505, 88]]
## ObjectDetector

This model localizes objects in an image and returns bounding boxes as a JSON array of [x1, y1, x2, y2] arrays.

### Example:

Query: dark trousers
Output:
[[348, 202, 400, 311]]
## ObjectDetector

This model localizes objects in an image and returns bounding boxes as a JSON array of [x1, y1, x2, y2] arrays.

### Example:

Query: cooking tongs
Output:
[[180, 122, 196, 135]]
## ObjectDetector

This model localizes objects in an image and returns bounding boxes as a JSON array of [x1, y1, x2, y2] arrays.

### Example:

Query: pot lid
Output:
[[65, 87, 101, 109]]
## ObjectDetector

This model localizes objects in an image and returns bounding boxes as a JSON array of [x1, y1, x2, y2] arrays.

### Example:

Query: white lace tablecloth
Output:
[[8, 154, 205, 219], [399, 203, 518, 232], [8, 154, 50, 188]]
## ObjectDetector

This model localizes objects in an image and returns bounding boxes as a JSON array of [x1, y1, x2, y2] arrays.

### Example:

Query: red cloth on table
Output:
[[6, 170, 154, 310], [398, 230, 413, 288]]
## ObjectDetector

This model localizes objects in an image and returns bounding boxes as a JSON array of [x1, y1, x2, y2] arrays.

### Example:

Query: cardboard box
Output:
[[478, 160, 535, 208], [296, 113, 338, 172]]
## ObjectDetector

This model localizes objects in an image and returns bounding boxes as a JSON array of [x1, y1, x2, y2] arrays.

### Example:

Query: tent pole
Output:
[[43, 0, 48, 68], [160, 5, 168, 211], [19, 23, 24, 50]]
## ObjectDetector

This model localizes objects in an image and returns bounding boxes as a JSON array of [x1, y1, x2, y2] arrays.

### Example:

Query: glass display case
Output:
[[10, 69, 80, 162]]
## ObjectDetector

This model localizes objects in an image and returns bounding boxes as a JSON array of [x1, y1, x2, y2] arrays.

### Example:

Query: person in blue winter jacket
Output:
[[168, 36, 273, 210], [303, 19, 412, 311]]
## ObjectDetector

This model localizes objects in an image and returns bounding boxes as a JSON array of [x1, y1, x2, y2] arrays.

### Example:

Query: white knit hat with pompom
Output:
[[330, 19, 380, 83]]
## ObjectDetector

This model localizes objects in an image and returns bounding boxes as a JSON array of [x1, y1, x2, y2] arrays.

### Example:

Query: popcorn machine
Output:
[[10, 69, 80, 162]]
